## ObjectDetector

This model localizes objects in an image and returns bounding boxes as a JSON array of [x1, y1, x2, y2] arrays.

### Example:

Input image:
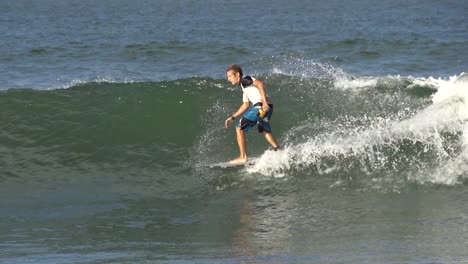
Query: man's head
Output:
[[226, 64, 243, 85]]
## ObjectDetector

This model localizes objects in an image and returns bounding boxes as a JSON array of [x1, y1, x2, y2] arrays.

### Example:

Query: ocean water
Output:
[[1, 0, 467, 263]]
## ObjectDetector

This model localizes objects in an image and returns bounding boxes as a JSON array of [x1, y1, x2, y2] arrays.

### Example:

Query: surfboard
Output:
[[208, 158, 257, 169]]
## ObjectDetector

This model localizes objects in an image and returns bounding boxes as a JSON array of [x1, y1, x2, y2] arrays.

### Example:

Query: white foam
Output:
[[270, 57, 348, 81], [428, 148, 468, 185], [430, 73, 468, 103], [334, 76, 378, 90], [250, 73, 468, 185], [53, 74, 135, 89]]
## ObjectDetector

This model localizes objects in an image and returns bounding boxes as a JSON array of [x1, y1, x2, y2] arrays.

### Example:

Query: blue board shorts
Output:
[[236, 104, 274, 133]]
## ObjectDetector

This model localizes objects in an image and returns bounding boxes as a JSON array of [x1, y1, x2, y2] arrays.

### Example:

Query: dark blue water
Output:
[[1, 1, 468, 263], [1, 0, 466, 89]]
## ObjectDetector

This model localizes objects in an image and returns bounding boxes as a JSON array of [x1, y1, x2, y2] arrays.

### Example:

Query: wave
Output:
[[1, 65, 466, 189], [249, 72, 468, 188]]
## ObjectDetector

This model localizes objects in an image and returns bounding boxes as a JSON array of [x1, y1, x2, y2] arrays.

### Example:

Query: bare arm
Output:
[[225, 102, 250, 128], [253, 79, 270, 110]]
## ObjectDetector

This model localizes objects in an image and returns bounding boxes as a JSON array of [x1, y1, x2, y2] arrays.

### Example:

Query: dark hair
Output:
[[226, 64, 243, 77]]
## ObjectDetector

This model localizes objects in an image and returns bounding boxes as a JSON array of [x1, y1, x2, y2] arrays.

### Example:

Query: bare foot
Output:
[[229, 157, 248, 164], [272, 146, 283, 151]]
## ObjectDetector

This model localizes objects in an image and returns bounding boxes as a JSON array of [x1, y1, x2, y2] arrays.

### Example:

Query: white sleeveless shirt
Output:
[[240, 76, 265, 105]]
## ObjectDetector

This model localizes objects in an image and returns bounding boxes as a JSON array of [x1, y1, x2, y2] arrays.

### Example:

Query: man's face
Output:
[[227, 70, 241, 85]]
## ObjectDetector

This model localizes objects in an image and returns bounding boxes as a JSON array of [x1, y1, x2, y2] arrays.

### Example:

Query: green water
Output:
[[1, 74, 467, 263]]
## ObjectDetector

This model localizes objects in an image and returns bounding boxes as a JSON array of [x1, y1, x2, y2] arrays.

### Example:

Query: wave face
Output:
[[195, 68, 468, 190], [0, 79, 216, 196], [2, 65, 466, 192]]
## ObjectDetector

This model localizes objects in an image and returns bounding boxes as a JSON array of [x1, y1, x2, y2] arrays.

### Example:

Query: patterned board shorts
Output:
[[236, 104, 274, 133]]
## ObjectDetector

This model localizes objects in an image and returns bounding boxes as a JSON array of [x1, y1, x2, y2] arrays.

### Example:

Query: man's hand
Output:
[[262, 102, 270, 111], [225, 116, 235, 128]]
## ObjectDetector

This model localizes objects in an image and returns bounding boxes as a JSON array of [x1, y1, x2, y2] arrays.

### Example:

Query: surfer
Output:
[[224, 64, 281, 164]]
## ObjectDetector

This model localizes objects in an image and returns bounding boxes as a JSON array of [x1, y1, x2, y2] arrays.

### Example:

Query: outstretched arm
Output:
[[225, 102, 250, 128]]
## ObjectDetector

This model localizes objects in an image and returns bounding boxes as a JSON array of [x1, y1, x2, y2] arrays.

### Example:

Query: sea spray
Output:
[[249, 73, 468, 187]]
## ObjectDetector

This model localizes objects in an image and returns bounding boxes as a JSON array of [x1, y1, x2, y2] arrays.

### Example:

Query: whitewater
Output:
[[251, 72, 468, 187]]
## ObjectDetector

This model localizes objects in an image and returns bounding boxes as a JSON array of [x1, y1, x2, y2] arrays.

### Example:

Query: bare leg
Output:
[[263, 132, 280, 149], [230, 127, 248, 163]]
